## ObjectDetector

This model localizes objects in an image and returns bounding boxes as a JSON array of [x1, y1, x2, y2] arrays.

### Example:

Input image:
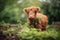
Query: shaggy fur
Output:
[[24, 6, 48, 31]]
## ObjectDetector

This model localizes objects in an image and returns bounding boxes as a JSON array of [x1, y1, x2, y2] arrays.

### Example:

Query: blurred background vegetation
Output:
[[0, 0, 60, 40], [0, 0, 60, 24]]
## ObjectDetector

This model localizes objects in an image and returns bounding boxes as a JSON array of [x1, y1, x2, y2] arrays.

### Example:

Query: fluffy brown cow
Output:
[[24, 6, 48, 31]]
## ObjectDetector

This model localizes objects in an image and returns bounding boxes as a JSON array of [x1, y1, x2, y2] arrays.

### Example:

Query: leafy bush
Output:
[[1, 24, 60, 40], [16, 25, 58, 40]]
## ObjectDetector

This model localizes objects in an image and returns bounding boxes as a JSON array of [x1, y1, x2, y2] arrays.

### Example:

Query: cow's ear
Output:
[[23, 8, 29, 14], [36, 7, 40, 12]]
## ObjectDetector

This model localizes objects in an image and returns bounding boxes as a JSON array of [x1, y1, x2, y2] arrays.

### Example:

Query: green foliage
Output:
[[1, 24, 60, 40], [0, 0, 60, 24], [40, 0, 60, 24], [16, 25, 58, 40], [4, 24, 58, 40], [0, 0, 60, 40], [0, 0, 40, 24]]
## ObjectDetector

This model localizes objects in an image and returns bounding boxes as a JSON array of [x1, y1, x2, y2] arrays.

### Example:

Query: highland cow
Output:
[[24, 6, 48, 31]]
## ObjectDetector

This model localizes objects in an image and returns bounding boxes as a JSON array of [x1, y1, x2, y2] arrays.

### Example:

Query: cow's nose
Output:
[[29, 16, 33, 20], [29, 17, 33, 19]]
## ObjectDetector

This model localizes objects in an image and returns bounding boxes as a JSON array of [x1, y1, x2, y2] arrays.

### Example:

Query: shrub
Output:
[[2, 24, 59, 40], [17, 25, 58, 40]]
